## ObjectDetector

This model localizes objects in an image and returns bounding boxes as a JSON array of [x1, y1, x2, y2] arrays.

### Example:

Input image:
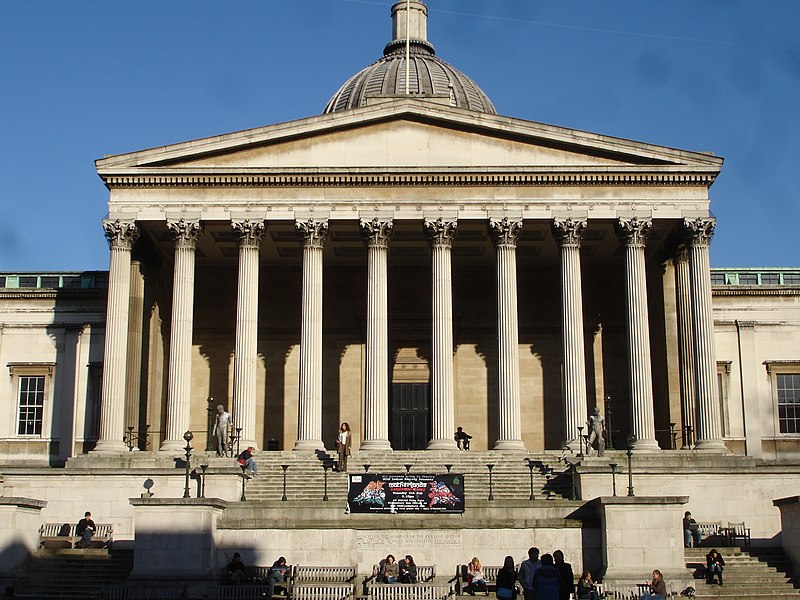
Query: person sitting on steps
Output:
[[454, 427, 472, 450], [705, 549, 725, 586]]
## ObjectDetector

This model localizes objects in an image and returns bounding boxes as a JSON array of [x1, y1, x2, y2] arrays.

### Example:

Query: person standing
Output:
[[518, 547, 541, 600], [336, 422, 352, 472], [705, 549, 725, 586], [553, 550, 574, 600], [532, 554, 561, 600], [213, 404, 232, 456], [496, 556, 518, 600], [75, 511, 95, 549]]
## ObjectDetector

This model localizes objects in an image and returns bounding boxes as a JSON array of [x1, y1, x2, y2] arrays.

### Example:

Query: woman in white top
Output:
[[336, 422, 352, 472]]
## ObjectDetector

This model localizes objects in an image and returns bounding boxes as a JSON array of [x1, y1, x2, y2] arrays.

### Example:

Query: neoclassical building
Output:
[[1, 0, 799, 464]]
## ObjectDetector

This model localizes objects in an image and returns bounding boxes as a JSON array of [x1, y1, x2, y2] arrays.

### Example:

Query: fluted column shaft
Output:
[[161, 219, 202, 452], [674, 245, 696, 448], [553, 218, 588, 449], [425, 218, 457, 450], [294, 219, 328, 451], [232, 220, 266, 450], [124, 260, 145, 437], [490, 218, 524, 450], [684, 218, 726, 451], [616, 217, 659, 451], [360, 218, 393, 450], [95, 219, 139, 452]]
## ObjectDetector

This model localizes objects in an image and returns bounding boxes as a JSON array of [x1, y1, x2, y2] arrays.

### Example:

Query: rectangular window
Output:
[[18, 375, 45, 435], [783, 273, 800, 285], [738, 273, 758, 285], [778, 373, 800, 434], [0, 276, 6, 287], [761, 273, 780, 285], [710, 273, 726, 286], [40, 276, 60, 288]]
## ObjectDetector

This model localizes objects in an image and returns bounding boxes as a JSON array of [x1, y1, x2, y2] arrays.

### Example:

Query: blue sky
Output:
[[1, 1, 798, 271]]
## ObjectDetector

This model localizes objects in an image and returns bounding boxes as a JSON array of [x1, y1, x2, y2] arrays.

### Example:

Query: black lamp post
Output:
[[577, 426, 584, 457], [200, 464, 209, 498], [609, 463, 618, 497], [125, 426, 135, 451], [486, 464, 495, 501], [626, 434, 636, 497], [235, 427, 243, 456], [239, 464, 248, 501], [322, 464, 330, 502], [444, 464, 453, 473], [206, 397, 215, 451], [404, 464, 412, 474], [525, 458, 535, 501], [281, 464, 289, 501], [182, 431, 194, 498], [363, 464, 371, 473]]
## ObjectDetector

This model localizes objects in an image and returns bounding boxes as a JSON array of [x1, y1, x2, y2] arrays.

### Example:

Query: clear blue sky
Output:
[[1, 1, 798, 271]]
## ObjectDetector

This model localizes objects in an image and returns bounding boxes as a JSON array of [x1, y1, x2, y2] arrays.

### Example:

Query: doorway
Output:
[[389, 383, 431, 450]]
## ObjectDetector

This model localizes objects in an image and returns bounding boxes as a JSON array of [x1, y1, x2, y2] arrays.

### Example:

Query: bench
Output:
[[367, 582, 452, 600], [291, 583, 356, 600], [455, 565, 502, 595], [293, 566, 357, 583], [370, 564, 436, 584], [567, 583, 605, 600], [39, 522, 113, 549], [216, 585, 271, 600], [725, 521, 751, 548], [105, 587, 186, 600], [696, 521, 726, 546]]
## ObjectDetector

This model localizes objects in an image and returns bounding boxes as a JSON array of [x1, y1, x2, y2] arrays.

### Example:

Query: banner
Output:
[[347, 473, 465, 514]]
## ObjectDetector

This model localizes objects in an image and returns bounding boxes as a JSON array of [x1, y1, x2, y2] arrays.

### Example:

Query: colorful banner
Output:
[[347, 473, 465, 514]]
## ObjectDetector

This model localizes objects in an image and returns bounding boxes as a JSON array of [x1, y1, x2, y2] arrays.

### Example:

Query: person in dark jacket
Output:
[[532, 553, 561, 600], [496, 555, 518, 600], [553, 550, 574, 600], [576, 571, 600, 600], [399, 555, 418, 583], [705, 549, 725, 585], [75, 511, 95, 549], [227, 552, 247, 585]]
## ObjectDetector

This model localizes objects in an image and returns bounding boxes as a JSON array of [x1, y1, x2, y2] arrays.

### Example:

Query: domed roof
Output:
[[324, 1, 496, 115]]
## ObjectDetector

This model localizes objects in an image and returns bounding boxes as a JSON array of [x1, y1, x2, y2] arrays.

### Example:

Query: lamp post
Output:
[[235, 427, 243, 456], [125, 426, 135, 451], [404, 464, 412, 474], [626, 434, 636, 497], [322, 464, 330, 502], [199, 464, 209, 498], [486, 464, 495, 501], [577, 426, 584, 457], [239, 464, 248, 502], [363, 464, 371, 473], [525, 458, 536, 501], [669, 422, 677, 450], [281, 464, 289, 502], [206, 397, 215, 451], [444, 464, 453, 473], [182, 431, 194, 498], [609, 463, 618, 497]]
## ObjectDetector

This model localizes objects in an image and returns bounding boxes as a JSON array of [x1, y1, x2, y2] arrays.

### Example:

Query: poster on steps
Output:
[[347, 473, 465, 513]]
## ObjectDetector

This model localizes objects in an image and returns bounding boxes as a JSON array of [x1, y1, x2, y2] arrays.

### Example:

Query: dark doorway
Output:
[[390, 383, 431, 450]]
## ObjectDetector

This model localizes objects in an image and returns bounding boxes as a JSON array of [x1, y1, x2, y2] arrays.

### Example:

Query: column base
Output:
[[159, 439, 186, 453], [427, 438, 458, 450], [631, 438, 661, 452], [293, 439, 326, 451], [492, 439, 526, 451], [91, 439, 128, 453], [360, 439, 392, 451], [693, 438, 728, 452]]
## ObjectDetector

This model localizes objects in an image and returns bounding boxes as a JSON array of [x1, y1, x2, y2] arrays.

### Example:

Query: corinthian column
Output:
[[294, 218, 328, 451], [161, 219, 202, 452], [95, 219, 139, 453], [232, 219, 266, 450], [553, 217, 589, 449], [683, 217, 726, 451], [616, 217, 659, 451], [489, 218, 525, 450], [673, 244, 696, 448], [360, 218, 393, 450], [424, 218, 458, 450]]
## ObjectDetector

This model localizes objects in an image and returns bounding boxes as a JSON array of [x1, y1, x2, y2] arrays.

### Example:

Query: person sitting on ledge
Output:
[[454, 427, 472, 450], [227, 552, 247, 585], [237, 446, 258, 477]]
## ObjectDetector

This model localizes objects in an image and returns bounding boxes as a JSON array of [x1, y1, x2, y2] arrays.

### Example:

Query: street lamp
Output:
[[525, 458, 536, 501], [609, 463, 618, 497], [486, 464, 495, 501], [404, 464, 412, 474], [363, 464, 371, 473], [626, 434, 637, 497], [239, 464, 248, 502], [182, 431, 194, 499], [199, 464, 209, 498], [322, 464, 330, 502], [281, 464, 289, 502], [577, 426, 584, 457], [206, 397, 215, 451], [444, 464, 453, 473]]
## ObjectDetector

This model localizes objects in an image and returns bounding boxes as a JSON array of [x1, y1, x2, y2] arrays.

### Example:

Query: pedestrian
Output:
[[496, 556, 518, 600], [336, 422, 352, 472], [532, 553, 561, 600], [553, 550, 574, 600], [518, 547, 541, 600]]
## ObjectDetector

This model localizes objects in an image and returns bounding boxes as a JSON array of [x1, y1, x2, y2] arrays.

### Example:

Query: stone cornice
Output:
[[712, 288, 800, 297], [99, 167, 719, 189]]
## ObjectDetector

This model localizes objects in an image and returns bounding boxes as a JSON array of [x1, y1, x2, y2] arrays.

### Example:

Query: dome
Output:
[[324, 1, 496, 115]]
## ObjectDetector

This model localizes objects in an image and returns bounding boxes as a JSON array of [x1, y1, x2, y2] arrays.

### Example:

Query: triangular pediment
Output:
[[96, 99, 722, 176]]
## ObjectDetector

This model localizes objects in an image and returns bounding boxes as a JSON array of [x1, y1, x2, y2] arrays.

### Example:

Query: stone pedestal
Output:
[[129, 498, 228, 579], [774, 496, 800, 575], [588, 495, 689, 585], [0, 497, 47, 575]]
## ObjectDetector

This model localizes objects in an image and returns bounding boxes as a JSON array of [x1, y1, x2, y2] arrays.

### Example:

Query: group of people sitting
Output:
[[226, 553, 290, 596], [374, 554, 419, 583]]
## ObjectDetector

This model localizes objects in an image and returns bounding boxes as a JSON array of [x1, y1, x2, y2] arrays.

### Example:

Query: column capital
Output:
[[552, 217, 587, 248], [167, 219, 202, 249], [360, 217, 394, 248], [489, 217, 523, 248], [295, 218, 328, 249], [103, 219, 139, 250], [616, 217, 652, 247], [232, 219, 266, 248], [424, 218, 457, 248], [681, 217, 716, 247]]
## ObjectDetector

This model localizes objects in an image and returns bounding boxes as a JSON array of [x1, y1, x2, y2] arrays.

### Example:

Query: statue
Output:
[[587, 406, 606, 457], [213, 405, 232, 457]]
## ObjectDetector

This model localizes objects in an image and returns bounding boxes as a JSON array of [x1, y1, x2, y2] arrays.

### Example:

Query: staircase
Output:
[[684, 546, 798, 600], [240, 450, 573, 503], [13, 547, 133, 599]]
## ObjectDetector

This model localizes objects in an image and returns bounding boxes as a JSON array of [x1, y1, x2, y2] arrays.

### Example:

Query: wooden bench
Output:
[[105, 587, 186, 600], [370, 564, 437, 584], [697, 521, 726, 546], [725, 521, 751, 548], [216, 585, 271, 600], [39, 522, 113, 549], [455, 565, 502, 595], [367, 582, 452, 600], [291, 582, 356, 600], [293, 566, 357, 583]]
